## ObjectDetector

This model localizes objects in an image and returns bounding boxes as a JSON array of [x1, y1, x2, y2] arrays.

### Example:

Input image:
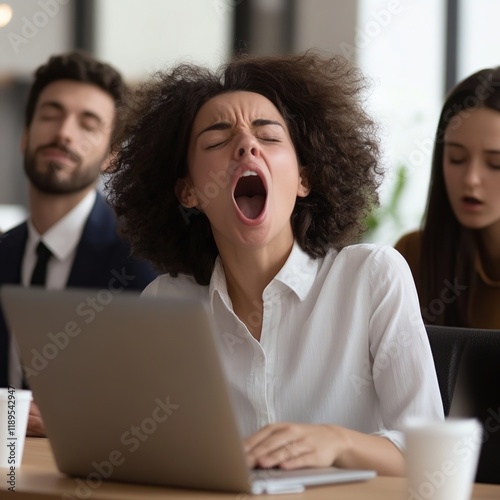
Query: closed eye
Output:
[[81, 118, 102, 133], [40, 114, 60, 121], [82, 125, 99, 133], [205, 139, 229, 150], [258, 136, 281, 143]]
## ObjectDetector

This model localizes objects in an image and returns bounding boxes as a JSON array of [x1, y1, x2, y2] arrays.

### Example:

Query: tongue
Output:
[[235, 195, 265, 219]]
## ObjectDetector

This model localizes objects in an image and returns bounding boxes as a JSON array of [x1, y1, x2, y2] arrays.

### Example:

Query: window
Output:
[[357, 0, 446, 243]]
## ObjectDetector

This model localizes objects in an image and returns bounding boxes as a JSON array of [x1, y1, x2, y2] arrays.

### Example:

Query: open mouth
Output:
[[233, 171, 267, 220], [462, 196, 482, 205]]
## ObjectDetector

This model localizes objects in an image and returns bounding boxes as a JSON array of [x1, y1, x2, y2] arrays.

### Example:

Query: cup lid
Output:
[[403, 417, 482, 436], [0, 388, 33, 401]]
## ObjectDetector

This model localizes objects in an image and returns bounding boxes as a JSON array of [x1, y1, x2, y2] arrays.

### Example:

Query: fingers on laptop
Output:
[[244, 423, 344, 470], [27, 402, 46, 437]]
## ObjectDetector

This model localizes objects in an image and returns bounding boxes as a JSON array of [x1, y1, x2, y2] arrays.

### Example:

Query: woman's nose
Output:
[[463, 161, 482, 188], [235, 134, 260, 159], [237, 146, 259, 159]]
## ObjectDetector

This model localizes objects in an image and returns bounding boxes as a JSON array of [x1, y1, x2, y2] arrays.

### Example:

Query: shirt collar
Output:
[[209, 241, 319, 308], [273, 241, 319, 300], [209, 256, 231, 310], [27, 190, 97, 261]]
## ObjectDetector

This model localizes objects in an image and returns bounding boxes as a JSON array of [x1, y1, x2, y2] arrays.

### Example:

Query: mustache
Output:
[[37, 143, 81, 164]]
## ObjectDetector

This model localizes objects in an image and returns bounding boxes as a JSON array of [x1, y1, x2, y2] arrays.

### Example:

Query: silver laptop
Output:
[[1, 285, 376, 495]]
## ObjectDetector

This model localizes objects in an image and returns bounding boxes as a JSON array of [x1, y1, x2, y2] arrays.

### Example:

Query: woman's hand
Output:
[[244, 422, 348, 470], [244, 422, 405, 476], [27, 402, 46, 437]]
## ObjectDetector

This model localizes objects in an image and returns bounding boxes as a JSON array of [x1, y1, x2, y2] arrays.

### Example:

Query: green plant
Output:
[[363, 163, 408, 241]]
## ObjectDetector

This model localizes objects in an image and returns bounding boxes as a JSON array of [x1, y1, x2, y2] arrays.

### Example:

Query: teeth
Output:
[[241, 170, 258, 177]]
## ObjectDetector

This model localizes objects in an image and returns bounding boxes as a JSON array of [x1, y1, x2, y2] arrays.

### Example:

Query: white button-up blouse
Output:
[[142, 242, 444, 450]]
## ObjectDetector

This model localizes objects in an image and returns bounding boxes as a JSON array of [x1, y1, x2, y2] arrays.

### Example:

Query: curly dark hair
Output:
[[25, 50, 127, 144], [420, 67, 500, 326], [108, 53, 382, 285]]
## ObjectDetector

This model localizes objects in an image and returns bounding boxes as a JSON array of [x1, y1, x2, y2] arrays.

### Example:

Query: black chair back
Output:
[[425, 325, 500, 484]]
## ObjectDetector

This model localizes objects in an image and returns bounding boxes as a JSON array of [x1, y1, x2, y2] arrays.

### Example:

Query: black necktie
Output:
[[30, 241, 53, 286], [23, 241, 53, 388]]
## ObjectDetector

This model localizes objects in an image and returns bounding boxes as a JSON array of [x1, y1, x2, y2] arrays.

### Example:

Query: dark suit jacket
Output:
[[0, 192, 158, 386]]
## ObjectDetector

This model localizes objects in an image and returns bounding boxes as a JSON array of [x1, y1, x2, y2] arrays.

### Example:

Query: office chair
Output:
[[425, 324, 500, 484]]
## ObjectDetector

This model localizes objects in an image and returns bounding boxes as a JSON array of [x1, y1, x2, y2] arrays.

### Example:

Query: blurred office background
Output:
[[0, 0, 498, 243]]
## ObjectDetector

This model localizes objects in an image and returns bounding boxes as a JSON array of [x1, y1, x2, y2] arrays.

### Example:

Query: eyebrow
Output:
[[445, 141, 500, 154], [39, 101, 104, 124], [196, 119, 284, 139], [444, 142, 465, 149]]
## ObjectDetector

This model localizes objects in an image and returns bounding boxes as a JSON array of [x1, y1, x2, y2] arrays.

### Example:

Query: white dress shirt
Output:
[[142, 242, 444, 450], [9, 190, 96, 387], [22, 190, 96, 289]]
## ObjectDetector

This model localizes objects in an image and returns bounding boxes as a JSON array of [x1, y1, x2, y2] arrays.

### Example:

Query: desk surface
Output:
[[1, 438, 499, 499]]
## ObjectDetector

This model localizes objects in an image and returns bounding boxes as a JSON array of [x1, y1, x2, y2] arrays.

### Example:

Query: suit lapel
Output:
[[0, 223, 28, 284], [0, 223, 28, 387], [66, 193, 116, 287]]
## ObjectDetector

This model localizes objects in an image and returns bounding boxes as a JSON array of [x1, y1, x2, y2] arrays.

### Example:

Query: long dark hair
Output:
[[420, 67, 500, 325]]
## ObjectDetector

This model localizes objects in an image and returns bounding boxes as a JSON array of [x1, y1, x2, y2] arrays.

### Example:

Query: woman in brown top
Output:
[[395, 67, 500, 328]]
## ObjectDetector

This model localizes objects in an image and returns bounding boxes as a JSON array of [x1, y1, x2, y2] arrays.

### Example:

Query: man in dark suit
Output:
[[0, 52, 158, 434]]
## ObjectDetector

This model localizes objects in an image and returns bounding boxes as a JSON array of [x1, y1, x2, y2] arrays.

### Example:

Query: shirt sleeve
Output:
[[140, 273, 208, 301], [367, 246, 444, 450], [141, 276, 160, 297], [393, 231, 422, 290]]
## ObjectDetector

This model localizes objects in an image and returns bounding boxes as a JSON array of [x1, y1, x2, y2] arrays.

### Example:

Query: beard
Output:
[[23, 142, 105, 195]]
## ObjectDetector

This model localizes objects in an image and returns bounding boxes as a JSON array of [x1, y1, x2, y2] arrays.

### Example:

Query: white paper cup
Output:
[[0, 388, 32, 468], [403, 418, 482, 500]]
